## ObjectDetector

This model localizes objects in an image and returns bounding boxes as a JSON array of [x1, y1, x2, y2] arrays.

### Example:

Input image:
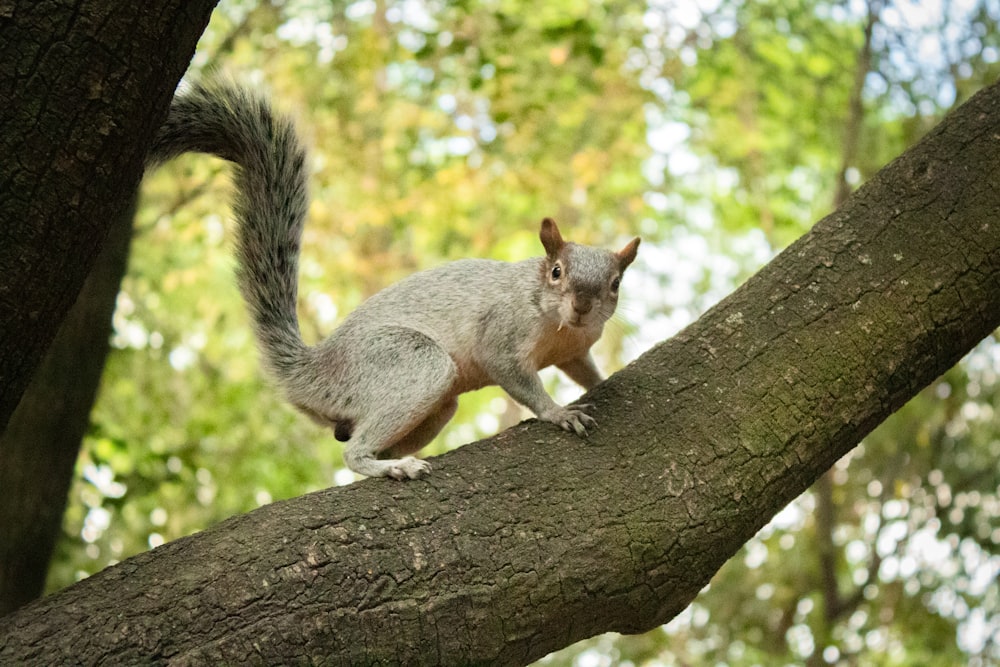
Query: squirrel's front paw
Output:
[[540, 404, 597, 437], [386, 456, 432, 480]]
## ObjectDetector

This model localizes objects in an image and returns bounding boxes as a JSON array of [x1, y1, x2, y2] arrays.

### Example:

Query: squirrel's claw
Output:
[[542, 404, 597, 437], [387, 456, 432, 480]]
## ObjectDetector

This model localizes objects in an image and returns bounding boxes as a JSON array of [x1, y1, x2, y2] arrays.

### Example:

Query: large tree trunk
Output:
[[1, 76, 998, 664], [0, 0, 218, 431]]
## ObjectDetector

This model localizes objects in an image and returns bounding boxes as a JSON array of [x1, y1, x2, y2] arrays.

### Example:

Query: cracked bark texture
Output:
[[0, 0, 217, 430], [2, 62, 1000, 667]]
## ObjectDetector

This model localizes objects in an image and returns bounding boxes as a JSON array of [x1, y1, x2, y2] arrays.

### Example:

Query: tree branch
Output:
[[0, 198, 134, 616], [2, 72, 1000, 667], [834, 0, 880, 206]]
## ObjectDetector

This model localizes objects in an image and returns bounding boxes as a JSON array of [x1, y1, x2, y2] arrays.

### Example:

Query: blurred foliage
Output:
[[47, 0, 1000, 665]]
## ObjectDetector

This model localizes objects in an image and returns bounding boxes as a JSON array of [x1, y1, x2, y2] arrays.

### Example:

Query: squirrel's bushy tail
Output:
[[148, 79, 308, 381]]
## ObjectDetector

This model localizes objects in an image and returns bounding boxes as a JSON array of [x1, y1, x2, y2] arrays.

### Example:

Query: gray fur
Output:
[[147, 80, 640, 480], [148, 80, 308, 380]]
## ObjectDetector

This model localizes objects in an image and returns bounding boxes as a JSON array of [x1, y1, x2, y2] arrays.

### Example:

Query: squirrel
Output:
[[146, 79, 640, 480]]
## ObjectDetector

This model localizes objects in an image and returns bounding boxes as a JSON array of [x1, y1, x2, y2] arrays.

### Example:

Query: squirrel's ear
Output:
[[616, 237, 640, 270], [539, 217, 565, 257]]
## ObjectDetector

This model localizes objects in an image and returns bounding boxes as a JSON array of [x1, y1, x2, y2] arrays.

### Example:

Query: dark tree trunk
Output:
[[1, 77, 998, 665], [0, 0, 218, 430], [0, 200, 134, 616], [814, 0, 879, 635]]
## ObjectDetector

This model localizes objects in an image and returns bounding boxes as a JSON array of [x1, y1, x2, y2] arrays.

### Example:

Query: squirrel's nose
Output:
[[572, 297, 593, 316]]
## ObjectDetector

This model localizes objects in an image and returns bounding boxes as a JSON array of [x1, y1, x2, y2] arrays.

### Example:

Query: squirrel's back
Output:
[[339, 258, 539, 324]]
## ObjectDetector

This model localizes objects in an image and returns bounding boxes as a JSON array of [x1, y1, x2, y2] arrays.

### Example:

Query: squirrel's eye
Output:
[[551, 264, 562, 280], [611, 276, 621, 291]]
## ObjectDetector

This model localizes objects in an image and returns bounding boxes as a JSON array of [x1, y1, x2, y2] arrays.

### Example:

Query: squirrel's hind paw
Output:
[[386, 456, 432, 481]]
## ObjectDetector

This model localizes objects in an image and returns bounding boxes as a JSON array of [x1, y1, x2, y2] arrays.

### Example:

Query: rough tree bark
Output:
[[0, 75, 997, 664], [0, 0, 218, 431]]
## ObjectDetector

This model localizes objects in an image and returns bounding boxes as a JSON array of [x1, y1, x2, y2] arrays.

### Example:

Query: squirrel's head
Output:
[[538, 217, 640, 330]]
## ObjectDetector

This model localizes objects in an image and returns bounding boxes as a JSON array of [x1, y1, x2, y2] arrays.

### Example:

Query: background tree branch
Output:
[[0, 0, 218, 430], [1, 75, 998, 666], [0, 198, 134, 616]]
